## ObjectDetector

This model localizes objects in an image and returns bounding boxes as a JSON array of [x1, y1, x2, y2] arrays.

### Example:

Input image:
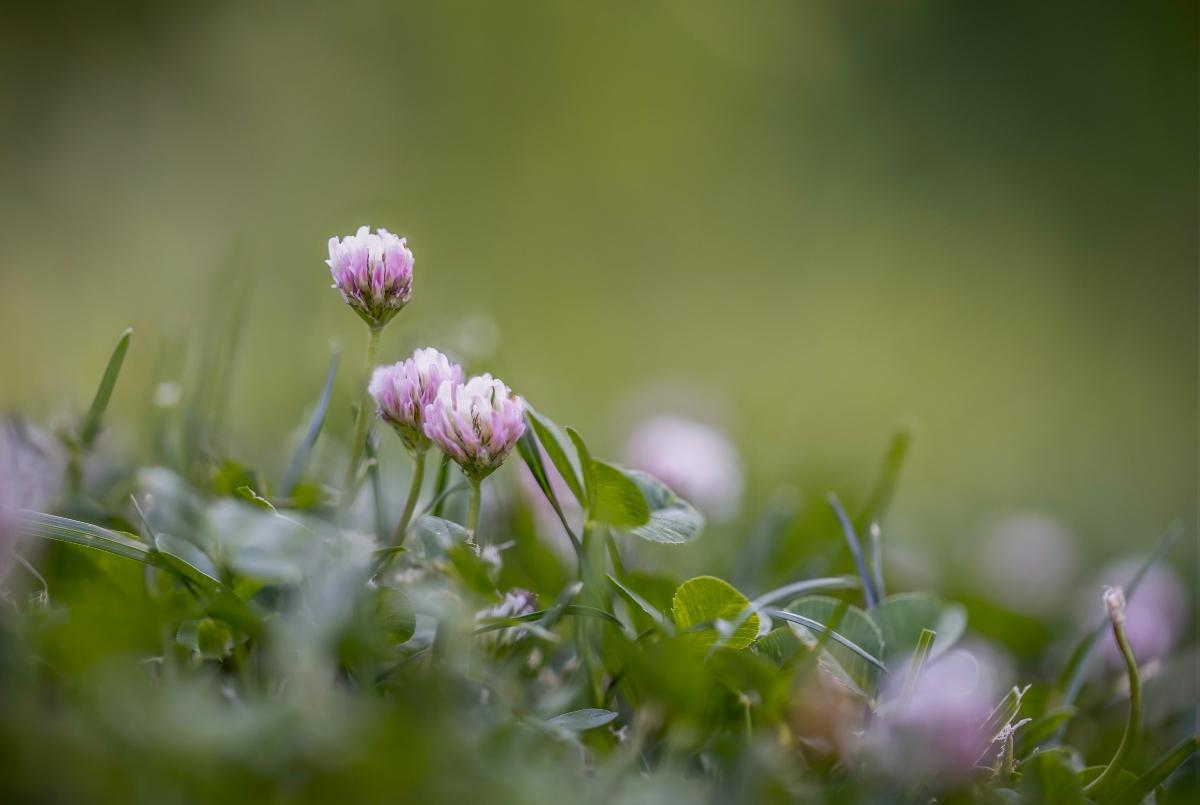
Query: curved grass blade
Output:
[[281, 345, 339, 495], [766, 607, 887, 671], [900, 627, 936, 701], [14, 508, 152, 563], [733, 575, 859, 639], [828, 492, 879, 608], [80, 327, 132, 447], [516, 430, 582, 554]]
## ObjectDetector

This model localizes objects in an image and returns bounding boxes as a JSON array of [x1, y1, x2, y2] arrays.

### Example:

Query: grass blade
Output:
[[828, 492, 879, 608], [281, 344, 340, 495], [607, 573, 674, 635], [79, 327, 132, 447], [901, 627, 936, 700], [766, 607, 887, 671], [1111, 734, 1199, 805], [855, 428, 911, 533]]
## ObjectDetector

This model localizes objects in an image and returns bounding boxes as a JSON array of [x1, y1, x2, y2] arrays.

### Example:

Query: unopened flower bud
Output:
[[327, 226, 414, 328], [1103, 585, 1127, 626], [423, 374, 526, 480], [368, 348, 463, 453]]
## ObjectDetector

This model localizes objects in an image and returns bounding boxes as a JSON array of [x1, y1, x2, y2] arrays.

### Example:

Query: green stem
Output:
[[430, 453, 452, 517], [341, 325, 382, 507], [465, 476, 482, 543], [391, 450, 426, 546], [1084, 614, 1141, 797]]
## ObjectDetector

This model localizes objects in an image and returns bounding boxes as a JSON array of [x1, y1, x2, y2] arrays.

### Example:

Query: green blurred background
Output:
[[1, 1, 1195, 568]]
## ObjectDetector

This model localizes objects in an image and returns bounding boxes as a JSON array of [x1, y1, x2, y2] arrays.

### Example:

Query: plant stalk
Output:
[[465, 476, 482, 543], [1084, 596, 1141, 798], [391, 450, 426, 545], [341, 324, 382, 507]]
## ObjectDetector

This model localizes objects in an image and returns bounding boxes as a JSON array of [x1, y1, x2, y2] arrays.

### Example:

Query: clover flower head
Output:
[[369, 348, 463, 453], [423, 374, 526, 480], [327, 226, 414, 328]]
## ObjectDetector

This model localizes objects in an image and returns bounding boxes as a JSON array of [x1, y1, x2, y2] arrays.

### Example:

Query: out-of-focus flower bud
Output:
[[369, 348, 463, 453], [623, 414, 744, 520], [327, 226, 414, 328], [974, 512, 1077, 616], [423, 375, 526, 480], [475, 588, 538, 648]]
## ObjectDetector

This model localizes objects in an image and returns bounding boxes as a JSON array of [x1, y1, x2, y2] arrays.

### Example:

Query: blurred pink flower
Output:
[[327, 226, 414, 328], [423, 374, 526, 480], [475, 588, 538, 648], [863, 649, 999, 786], [623, 414, 743, 520], [1091, 558, 1188, 667], [974, 512, 1078, 615], [369, 348, 463, 453], [1, 421, 64, 578]]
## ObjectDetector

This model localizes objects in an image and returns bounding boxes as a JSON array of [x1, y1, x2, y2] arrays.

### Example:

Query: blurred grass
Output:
[[0, 0, 1195, 561]]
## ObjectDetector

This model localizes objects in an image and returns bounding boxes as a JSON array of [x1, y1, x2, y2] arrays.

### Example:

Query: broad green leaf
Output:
[[375, 587, 416, 645], [1015, 708, 1077, 758], [622, 470, 704, 545], [525, 408, 586, 505], [872, 592, 966, 666], [1019, 750, 1086, 804], [281, 346, 339, 495], [1110, 734, 1199, 805], [671, 575, 759, 650], [79, 327, 132, 447], [753, 627, 813, 669], [546, 708, 617, 731], [590, 460, 649, 528], [778, 595, 886, 694]]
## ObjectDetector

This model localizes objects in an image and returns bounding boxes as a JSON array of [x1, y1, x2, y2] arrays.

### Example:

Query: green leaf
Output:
[[525, 408, 586, 505], [671, 575, 759, 650], [375, 587, 416, 645], [622, 470, 704, 545], [607, 573, 675, 635], [1078, 766, 1137, 792], [590, 461, 650, 528], [281, 345, 339, 496], [1110, 734, 1199, 805], [775, 595, 886, 694], [1015, 708, 1077, 758], [546, 708, 618, 731], [176, 618, 234, 660], [79, 327, 132, 447], [872, 592, 967, 666], [1019, 750, 1086, 804], [564, 427, 596, 506]]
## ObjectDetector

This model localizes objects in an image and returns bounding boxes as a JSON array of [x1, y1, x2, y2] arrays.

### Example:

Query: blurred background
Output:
[[1, 0, 1195, 596]]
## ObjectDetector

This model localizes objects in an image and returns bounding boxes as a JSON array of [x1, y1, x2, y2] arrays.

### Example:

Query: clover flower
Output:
[[423, 374, 526, 481], [369, 348, 463, 454], [475, 589, 538, 648], [327, 226, 414, 328]]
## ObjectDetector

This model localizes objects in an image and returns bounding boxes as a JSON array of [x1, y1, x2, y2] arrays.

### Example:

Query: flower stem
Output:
[[1083, 604, 1141, 797], [341, 325, 382, 507], [465, 476, 482, 543], [391, 450, 426, 546]]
